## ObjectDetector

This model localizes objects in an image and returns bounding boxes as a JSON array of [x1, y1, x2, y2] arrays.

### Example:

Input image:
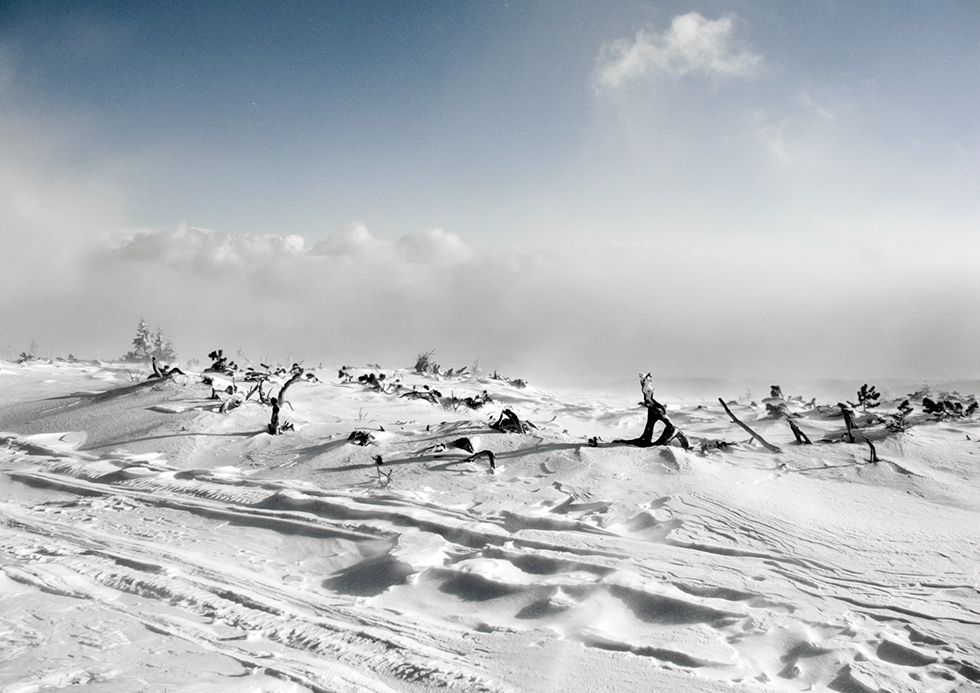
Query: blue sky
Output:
[[1, 1, 977, 384]]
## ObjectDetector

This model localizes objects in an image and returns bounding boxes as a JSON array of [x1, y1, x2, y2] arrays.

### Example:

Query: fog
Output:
[[4, 208, 976, 388]]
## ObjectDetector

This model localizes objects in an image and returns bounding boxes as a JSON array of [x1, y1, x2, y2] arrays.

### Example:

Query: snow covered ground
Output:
[[1, 360, 978, 693]]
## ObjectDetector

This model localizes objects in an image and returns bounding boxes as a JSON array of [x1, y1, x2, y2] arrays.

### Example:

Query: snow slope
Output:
[[1, 360, 978, 692]]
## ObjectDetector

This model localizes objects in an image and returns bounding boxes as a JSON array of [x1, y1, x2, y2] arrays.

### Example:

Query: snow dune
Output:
[[1, 360, 978, 692]]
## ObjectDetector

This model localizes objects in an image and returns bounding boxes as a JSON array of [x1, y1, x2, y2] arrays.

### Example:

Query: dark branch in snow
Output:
[[719, 398, 782, 453]]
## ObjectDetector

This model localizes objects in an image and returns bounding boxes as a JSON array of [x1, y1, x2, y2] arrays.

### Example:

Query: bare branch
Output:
[[718, 399, 782, 453]]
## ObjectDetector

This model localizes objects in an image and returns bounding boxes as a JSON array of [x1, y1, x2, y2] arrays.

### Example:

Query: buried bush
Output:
[[886, 399, 915, 432], [401, 386, 442, 404], [206, 349, 238, 374], [414, 350, 469, 378], [358, 372, 392, 392], [441, 391, 492, 412], [922, 397, 978, 420], [414, 350, 439, 375], [765, 401, 791, 419], [490, 370, 528, 389]]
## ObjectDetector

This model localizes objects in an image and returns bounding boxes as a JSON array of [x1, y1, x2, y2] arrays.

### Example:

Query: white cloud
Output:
[[311, 222, 392, 261], [746, 109, 793, 164], [594, 12, 762, 90], [397, 227, 474, 266], [796, 92, 834, 120], [112, 222, 308, 271]]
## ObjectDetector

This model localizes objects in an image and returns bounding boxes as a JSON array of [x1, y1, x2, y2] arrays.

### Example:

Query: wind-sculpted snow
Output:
[[1, 362, 979, 692]]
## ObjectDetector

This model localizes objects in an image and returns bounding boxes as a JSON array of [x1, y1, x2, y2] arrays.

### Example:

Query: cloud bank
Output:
[[3, 214, 975, 389], [595, 12, 762, 90]]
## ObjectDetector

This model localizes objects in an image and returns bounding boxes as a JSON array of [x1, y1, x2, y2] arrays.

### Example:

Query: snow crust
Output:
[[1, 360, 978, 692]]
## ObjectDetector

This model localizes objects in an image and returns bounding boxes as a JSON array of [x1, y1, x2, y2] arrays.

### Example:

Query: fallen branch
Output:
[[414, 437, 476, 457], [463, 450, 496, 472], [837, 403, 857, 443], [718, 399, 782, 453], [787, 418, 812, 445], [373, 455, 392, 484], [866, 439, 879, 464], [148, 356, 185, 380]]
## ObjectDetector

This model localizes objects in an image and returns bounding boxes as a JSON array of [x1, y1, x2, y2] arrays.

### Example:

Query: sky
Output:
[[0, 1, 977, 388]]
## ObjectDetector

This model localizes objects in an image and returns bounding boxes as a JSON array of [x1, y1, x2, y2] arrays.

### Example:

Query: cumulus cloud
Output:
[[397, 227, 474, 266], [311, 222, 392, 261], [594, 12, 761, 90], [112, 222, 308, 270]]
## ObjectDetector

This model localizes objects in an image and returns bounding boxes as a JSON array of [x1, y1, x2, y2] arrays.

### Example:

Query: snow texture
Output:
[[1, 360, 978, 692]]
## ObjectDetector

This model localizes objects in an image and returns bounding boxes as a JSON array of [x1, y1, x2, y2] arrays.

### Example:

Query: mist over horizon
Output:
[[3, 219, 976, 392]]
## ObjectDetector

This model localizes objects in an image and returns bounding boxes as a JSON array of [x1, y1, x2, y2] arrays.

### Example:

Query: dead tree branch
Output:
[[464, 450, 496, 472], [615, 374, 689, 449], [866, 439, 879, 464], [490, 408, 533, 434], [148, 356, 184, 380], [373, 455, 392, 484], [718, 399, 782, 453], [267, 371, 304, 435], [787, 418, 812, 445]]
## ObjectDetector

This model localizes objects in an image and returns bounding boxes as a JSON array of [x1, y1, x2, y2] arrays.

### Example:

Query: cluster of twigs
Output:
[[441, 391, 493, 412], [413, 350, 472, 379], [341, 364, 492, 413], [201, 350, 319, 435], [716, 382, 978, 467], [489, 370, 527, 389]]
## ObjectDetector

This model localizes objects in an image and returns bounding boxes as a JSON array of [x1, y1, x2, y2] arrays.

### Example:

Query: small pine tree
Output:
[[124, 319, 175, 362], [17, 338, 38, 363], [152, 327, 176, 361], [849, 384, 881, 412], [887, 399, 914, 432], [124, 318, 153, 361]]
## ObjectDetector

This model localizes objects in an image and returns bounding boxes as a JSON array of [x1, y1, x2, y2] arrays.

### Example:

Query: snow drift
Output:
[[1, 360, 978, 692]]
